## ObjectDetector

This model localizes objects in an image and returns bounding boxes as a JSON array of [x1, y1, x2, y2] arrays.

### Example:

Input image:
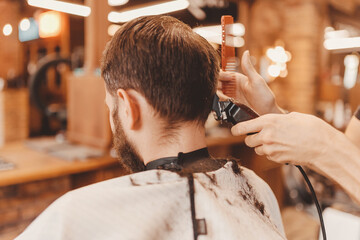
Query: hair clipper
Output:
[[212, 94, 259, 127]]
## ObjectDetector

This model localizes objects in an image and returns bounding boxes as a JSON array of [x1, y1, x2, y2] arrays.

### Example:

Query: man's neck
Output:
[[140, 123, 207, 166]]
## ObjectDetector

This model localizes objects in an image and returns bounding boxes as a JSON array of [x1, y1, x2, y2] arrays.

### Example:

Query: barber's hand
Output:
[[231, 112, 342, 168], [218, 50, 284, 115], [232, 112, 360, 205]]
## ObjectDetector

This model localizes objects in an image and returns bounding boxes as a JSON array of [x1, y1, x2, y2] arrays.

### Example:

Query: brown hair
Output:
[[101, 15, 220, 125]]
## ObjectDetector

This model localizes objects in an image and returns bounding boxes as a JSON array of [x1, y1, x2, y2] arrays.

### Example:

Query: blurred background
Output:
[[0, 0, 360, 239]]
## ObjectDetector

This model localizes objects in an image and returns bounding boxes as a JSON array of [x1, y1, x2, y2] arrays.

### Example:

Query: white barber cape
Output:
[[16, 161, 286, 240]]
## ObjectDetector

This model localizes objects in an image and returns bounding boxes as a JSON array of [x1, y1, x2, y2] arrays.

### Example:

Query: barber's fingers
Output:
[[219, 70, 233, 81], [235, 73, 250, 93], [244, 133, 262, 148], [254, 145, 265, 156], [254, 146, 289, 164], [219, 70, 249, 92], [254, 145, 277, 163], [231, 117, 265, 136], [216, 90, 229, 101], [220, 51, 264, 92], [254, 146, 278, 163], [220, 70, 249, 87]]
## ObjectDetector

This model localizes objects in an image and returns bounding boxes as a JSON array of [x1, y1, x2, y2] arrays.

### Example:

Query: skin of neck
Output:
[[107, 88, 208, 166], [138, 121, 207, 165]]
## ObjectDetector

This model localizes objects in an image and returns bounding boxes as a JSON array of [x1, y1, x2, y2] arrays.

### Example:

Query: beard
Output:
[[112, 107, 145, 173]]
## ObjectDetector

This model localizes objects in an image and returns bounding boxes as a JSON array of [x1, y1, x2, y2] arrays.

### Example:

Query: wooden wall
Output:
[[248, 0, 326, 114], [0, 0, 22, 79]]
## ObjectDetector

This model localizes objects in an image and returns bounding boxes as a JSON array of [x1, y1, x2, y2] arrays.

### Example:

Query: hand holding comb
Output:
[[212, 15, 259, 126]]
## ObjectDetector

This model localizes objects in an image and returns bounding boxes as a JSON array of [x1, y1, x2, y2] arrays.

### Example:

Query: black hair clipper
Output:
[[212, 94, 259, 125]]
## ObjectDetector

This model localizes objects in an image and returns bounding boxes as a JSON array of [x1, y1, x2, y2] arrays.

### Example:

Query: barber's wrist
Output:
[[268, 102, 286, 114]]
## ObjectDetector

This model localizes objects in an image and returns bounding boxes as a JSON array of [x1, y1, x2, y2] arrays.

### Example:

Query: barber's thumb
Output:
[[241, 51, 256, 76]]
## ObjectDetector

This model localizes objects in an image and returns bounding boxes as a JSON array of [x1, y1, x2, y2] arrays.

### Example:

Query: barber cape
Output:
[[16, 161, 286, 240]]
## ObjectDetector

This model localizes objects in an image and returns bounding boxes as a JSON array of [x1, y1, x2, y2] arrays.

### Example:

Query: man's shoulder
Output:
[[71, 168, 185, 195], [200, 160, 271, 189], [16, 170, 192, 240], [57, 170, 184, 205], [193, 160, 277, 212], [233, 163, 285, 236], [39, 162, 276, 213], [196, 160, 285, 236]]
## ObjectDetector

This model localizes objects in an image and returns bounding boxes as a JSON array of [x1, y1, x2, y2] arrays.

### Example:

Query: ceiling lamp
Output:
[[324, 37, 360, 51], [108, 24, 121, 36], [193, 24, 245, 47], [27, 0, 91, 17], [108, 0, 189, 23], [323, 27, 360, 51], [108, 0, 129, 6]]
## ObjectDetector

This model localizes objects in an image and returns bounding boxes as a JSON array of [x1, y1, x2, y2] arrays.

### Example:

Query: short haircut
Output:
[[101, 15, 220, 125]]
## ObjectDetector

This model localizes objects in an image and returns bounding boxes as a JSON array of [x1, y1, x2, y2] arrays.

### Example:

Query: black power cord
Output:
[[296, 165, 327, 240]]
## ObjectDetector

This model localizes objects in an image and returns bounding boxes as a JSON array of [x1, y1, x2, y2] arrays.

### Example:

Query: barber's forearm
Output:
[[345, 111, 360, 149], [312, 133, 360, 205]]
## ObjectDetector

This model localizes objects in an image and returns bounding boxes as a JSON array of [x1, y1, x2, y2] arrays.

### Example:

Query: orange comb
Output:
[[221, 15, 237, 99]]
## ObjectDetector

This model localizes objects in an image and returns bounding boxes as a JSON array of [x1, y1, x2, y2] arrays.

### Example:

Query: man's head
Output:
[[101, 15, 220, 172]]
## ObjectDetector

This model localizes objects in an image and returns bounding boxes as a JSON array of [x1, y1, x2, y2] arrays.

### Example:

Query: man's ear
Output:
[[117, 89, 141, 130]]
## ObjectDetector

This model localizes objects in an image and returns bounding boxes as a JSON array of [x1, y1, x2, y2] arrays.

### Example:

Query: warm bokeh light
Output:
[[108, 0, 189, 23], [324, 37, 360, 50], [268, 64, 281, 78], [323, 26, 360, 50], [39, 11, 61, 38], [194, 23, 245, 37], [108, 24, 121, 36], [285, 51, 292, 62], [108, 0, 129, 6], [228, 23, 245, 36], [27, 0, 91, 17], [324, 26, 335, 33], [19, 18, 31, 31], [265, 45, 291, 80], [279, 62, 287, 71], [279, 69, 288, 78], [266, 46, 291, 63], [193, 24, 245, 47], [324, 29, 349, 39], [343, 54, 359, 89], [3, 24, 13, 36]]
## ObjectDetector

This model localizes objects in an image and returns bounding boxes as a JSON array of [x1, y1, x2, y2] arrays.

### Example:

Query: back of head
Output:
[[101, 15, 220, 125]]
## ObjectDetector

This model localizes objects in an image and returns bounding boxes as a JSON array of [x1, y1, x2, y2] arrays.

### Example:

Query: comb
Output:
[[221, 15, 237, 99]]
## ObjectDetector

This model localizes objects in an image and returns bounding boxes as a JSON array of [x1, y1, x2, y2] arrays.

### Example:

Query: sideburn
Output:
[[112, 106, 145, 173]]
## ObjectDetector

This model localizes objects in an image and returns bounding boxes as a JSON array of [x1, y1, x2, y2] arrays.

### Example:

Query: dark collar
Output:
[[145, 148, 210, 172]]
